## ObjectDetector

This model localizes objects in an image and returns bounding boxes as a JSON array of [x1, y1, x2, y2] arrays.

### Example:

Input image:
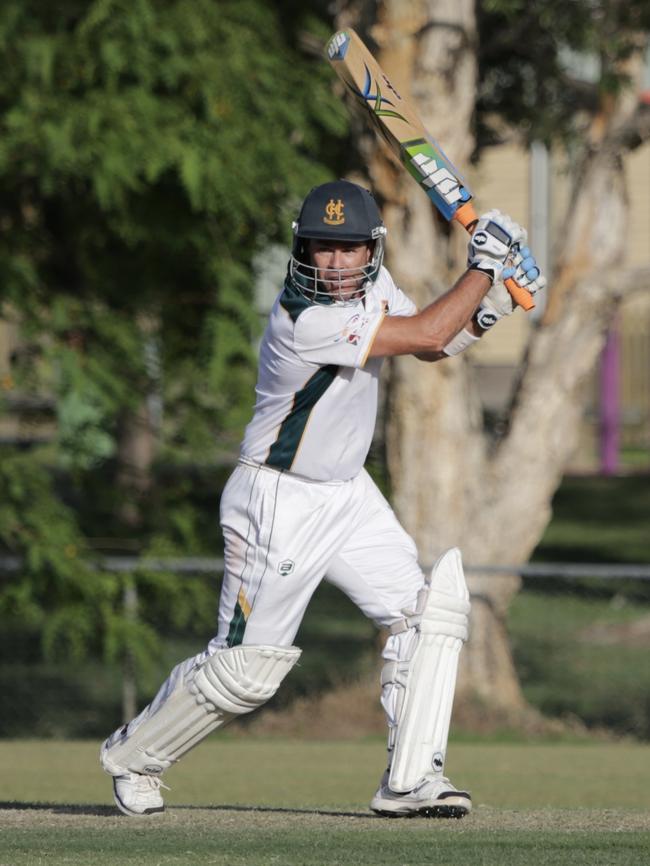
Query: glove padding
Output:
[[475, 247, 547, 329], [467, 209, 526, 283]]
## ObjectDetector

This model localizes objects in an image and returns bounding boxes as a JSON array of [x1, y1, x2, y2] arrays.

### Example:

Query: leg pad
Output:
[[387, 548, 469, 792], [101, 644, 301, 775]]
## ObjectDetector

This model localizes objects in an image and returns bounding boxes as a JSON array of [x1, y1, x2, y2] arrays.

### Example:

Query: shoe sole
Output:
[[371, 793, 471, 820], [372, 803, 470, 819]]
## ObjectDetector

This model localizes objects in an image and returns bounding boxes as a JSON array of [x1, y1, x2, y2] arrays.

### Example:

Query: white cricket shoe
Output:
[[370, 774, 471, 818], [112, 772, 168, 817], [100, 731, 168, 817]]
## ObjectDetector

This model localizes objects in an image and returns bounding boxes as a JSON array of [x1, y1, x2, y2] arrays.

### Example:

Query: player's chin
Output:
[[322, 279, 364, 301]]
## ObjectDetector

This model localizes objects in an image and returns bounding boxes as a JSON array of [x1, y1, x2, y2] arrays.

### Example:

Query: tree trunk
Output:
[[336, 2, 650, 723], [365, 0, 484, 555], [115, 313, 160, 721]]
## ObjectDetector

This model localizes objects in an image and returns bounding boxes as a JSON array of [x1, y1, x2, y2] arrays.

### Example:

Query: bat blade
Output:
[[326, 28, 534, 311]]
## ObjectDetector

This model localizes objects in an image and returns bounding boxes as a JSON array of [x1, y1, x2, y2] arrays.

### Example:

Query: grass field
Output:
[[534, 474, 650, 564], [1, 737, 650, 866], [2, 477, 649, 863]]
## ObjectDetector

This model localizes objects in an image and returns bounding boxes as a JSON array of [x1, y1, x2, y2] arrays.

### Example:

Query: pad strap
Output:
[[389, 587, 428, 635]]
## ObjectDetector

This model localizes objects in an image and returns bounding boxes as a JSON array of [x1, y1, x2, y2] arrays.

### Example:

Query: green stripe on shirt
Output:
[[266, 364, 339, 471]]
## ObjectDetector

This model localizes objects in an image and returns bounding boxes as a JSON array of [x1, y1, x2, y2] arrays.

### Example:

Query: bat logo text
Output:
[[403, 139, 473, 220], [327, 31, 350, 61], [410, 152, 466, 207]]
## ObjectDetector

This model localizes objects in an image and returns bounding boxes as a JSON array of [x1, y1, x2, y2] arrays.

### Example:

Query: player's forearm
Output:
[[414, 314, 483, 361], [368, 269, 490, 359], [412, 269, 490, 354], [422, 268, 489, 329]]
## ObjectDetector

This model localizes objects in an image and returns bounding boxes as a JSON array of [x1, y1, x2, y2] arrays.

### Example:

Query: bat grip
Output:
[[453, 203, 535, 311], [504, 276, 535, 312]]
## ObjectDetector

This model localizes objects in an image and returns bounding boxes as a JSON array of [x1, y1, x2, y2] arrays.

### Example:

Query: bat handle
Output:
[[504, 276, 535, 312], [453, 202, 535, 312]]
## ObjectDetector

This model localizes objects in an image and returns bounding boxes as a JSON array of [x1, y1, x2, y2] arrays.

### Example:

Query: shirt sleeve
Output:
[[293, 304, 386, 368], [385, 275, 418, 318]]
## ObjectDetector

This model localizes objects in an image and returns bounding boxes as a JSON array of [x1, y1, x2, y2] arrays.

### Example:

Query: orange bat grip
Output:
[[504, 276, 535, 312], [453, 202, 535, 311]]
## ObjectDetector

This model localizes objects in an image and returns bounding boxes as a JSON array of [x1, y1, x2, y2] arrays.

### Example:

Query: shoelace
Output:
[[134, 774, 170, 793], [410, 775, 453, 795]]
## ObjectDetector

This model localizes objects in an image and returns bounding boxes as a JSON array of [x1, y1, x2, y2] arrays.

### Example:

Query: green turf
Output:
[[534, 474, 650, 564], [1, 739, 650, 866], [509, 592, 650, 738], [1, 814, 649, 866], [2, 738, 650, 809]]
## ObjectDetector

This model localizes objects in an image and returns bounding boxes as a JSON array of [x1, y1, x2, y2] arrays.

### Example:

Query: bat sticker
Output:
[[359, 67, 408, 121], [403, 139, 472, 220], [327, 30, 350, 61]]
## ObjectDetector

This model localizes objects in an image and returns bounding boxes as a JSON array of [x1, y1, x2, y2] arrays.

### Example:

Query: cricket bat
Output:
[[326, 28, 535, 311]]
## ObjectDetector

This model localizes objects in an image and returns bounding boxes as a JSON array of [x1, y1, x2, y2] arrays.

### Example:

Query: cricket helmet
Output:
[[289, 179, 387, 304]]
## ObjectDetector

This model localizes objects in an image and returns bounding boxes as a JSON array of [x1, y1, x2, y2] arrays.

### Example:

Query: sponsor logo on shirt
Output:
[[334, 312, 368, 346]]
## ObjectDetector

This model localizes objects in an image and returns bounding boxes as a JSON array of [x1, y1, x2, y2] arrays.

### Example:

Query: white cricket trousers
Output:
[[212, 459, 424, 646], [123, 459, 425, 742], [211, 458, 424, 730]]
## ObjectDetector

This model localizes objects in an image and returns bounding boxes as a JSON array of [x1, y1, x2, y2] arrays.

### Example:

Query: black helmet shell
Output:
[[294, 179, 384, 242]]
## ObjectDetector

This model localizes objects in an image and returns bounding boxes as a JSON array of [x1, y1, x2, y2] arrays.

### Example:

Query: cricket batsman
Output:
[[100, 179, 545, 817]]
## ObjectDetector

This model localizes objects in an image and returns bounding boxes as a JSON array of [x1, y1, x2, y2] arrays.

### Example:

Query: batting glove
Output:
[[474, 247, 547, 330], [467, 210, 526, 284]]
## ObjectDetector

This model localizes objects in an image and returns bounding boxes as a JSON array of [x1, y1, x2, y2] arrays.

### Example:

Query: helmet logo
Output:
[[324, 198, 345, 226]]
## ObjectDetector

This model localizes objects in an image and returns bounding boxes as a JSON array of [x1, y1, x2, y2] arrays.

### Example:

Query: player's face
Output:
[[308, 239, 373, 301]]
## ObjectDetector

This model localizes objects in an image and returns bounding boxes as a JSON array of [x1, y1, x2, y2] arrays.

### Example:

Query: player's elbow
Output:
[[414, 349, 447, 362]]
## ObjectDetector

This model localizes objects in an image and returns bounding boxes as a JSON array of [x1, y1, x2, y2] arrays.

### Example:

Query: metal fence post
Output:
[[122, 581, 139, 723]]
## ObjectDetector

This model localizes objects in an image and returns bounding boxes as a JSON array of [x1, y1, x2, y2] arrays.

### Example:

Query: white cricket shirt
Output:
[[240, 267, 417, 482]]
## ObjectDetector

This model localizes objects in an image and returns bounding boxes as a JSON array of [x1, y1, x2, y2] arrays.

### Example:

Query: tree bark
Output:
[[359, 0, 528, 713], [365, 0, 484, 559], [336, 1, 650, 722], [115, 313, 160, 721]]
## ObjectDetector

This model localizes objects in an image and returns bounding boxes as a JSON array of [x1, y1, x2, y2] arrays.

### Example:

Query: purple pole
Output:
[[599, 319, 620, 475]]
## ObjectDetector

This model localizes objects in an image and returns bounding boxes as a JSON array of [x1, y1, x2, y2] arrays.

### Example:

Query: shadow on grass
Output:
[[0, 800, 370, 819]]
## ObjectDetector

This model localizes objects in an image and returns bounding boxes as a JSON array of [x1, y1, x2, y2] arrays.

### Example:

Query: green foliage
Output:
[[0, 449, 218, 683], [0, 0, 346, 453], [0, 451, 114, 660], [477, 0, 650, 145], [0, 0, 347, 677]]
